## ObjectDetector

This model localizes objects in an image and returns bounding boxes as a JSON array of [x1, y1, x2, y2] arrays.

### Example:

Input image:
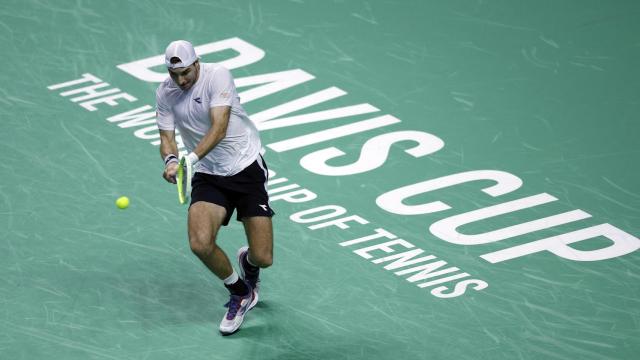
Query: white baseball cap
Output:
[[164, 40, 199, 69]]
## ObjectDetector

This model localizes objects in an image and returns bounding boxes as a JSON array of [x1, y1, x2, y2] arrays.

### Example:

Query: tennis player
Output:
[[156, 40, 275, 335]]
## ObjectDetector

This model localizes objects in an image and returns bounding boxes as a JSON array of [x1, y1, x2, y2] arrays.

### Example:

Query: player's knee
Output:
[[189, 240, 212, 258], [188, 231, 215, 258], [252, 251, 273, 268]]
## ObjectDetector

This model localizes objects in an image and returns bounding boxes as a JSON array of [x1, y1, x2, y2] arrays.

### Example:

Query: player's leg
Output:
[[188, 172, 255, 335], [236, 216, 272, 310], [188, 202, 255, 335], [187, 201, 233, 279], [242, 216, 274, 268], [188, 174, 249, 291], [228, 156, 274, 301]]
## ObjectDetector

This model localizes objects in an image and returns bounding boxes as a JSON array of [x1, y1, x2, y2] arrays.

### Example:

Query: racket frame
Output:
[[176, 156, 193, 205]]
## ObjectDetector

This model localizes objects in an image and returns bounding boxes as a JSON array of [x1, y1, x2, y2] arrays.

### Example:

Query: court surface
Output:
[[1, 1, 639, 359]]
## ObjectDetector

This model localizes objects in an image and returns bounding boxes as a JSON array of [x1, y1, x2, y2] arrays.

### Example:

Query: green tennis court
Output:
[[2, 1, 639, 359]]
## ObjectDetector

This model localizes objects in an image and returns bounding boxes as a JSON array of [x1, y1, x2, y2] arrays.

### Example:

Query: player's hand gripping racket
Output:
[[176, 155, 194, 205]]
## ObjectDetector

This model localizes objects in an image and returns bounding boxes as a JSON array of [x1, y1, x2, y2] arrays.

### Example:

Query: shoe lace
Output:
[[224, 295, 244, 320]]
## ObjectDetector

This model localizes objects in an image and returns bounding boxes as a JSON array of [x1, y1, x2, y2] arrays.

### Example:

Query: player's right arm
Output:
[[159, 129, 179, 184], [156, 86, 179, 184]]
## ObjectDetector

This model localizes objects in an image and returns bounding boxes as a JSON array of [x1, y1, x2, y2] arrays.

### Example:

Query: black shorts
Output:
[[190, 156, 275, 226]]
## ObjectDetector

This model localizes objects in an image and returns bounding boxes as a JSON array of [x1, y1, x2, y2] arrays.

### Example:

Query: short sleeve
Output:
[[155, 86, 175, 131], [209, 66, 236, 108]]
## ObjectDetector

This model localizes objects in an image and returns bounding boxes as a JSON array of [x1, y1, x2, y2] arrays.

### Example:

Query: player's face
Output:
[[168, 61, 199, 91]]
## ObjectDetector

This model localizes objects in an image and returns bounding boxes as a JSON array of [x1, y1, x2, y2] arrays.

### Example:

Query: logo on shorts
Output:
[[193, 97, 202, 103], [259, 204, 268, 211]]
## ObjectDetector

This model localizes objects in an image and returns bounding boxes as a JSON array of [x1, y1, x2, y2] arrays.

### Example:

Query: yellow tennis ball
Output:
[[116, 196, 130, 209]]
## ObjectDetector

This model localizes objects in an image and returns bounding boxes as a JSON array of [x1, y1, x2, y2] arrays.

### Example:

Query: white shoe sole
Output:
[[219, 313, 246, 335]]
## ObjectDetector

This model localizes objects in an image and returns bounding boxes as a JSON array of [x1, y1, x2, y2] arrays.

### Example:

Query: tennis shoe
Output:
[[219, 290, 255, 335], [237, 246, 260, 307]]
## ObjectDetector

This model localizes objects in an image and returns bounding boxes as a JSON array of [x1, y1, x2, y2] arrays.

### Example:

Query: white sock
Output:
[[223, 270, 239, 285]]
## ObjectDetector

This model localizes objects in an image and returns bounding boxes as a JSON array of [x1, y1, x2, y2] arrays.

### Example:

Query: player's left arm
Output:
[[191, 105, 230, 159], [189, 66, 236, 161]]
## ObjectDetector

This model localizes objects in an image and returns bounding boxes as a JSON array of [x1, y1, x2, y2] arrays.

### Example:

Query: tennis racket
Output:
[[176, 155, 194, 205]]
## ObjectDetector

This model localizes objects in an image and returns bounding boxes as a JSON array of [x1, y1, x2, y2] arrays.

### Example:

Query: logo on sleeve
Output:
[[193, 97, 202, 103]]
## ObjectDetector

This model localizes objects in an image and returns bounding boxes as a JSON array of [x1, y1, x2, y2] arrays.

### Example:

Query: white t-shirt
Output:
[[155, 63, 261, 176]]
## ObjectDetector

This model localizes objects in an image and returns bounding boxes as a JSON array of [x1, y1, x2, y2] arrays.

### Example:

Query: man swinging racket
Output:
[[156, 40, 275, 335]]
